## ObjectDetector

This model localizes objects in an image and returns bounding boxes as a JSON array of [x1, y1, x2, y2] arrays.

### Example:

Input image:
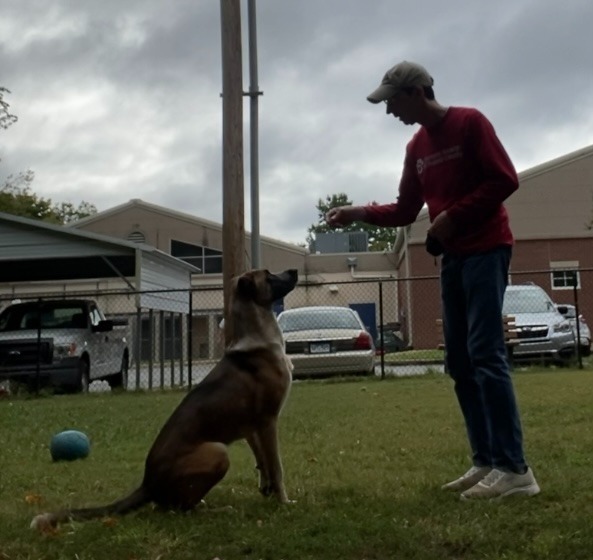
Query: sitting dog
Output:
[[31, 268, 298, 531]]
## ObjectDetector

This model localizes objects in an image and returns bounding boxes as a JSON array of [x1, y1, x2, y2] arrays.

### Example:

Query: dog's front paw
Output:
[[259, 482, 274, 497]]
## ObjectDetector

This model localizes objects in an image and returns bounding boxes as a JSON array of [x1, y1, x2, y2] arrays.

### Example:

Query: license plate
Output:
[[310, 342, 331, 354]]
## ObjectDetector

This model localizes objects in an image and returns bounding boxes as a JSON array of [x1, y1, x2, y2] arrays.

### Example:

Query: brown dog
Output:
[[31, 268, 298, 531]]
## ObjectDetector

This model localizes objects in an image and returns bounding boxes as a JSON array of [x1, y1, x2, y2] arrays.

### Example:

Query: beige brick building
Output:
[[3, 144, 592, 355]]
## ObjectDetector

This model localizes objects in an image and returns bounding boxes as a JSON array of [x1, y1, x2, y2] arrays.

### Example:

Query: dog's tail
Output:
[[30, 485, 149, 532]]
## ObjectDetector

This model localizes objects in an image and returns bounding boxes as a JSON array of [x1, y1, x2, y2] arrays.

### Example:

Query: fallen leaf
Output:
[[24, 493, 43, 505]]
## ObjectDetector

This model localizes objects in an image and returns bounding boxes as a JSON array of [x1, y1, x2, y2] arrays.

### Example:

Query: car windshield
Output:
[[278, 309, 361, 332], [0, 304, 87, 331], [503, 290, 555, 314]]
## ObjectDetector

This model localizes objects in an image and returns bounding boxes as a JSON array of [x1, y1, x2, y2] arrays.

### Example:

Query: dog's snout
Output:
[[282, 269, 298, 287], [268, 269, 298, 301]]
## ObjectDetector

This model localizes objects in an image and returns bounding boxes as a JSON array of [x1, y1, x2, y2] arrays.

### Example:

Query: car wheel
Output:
[[108, 354, 128, 390], [8, 379, 35, 395], [63, 359, 90, 394]]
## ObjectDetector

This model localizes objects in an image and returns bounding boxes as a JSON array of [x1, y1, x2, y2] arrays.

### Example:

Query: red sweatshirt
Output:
[[363, 107, 518, 255]]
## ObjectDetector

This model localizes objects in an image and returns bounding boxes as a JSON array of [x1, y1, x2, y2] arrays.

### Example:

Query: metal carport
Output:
[[0, 211, 199, 388]]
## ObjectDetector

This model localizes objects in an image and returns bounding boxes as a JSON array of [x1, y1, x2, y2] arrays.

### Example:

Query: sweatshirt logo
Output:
[[417, 145, 462, 175]]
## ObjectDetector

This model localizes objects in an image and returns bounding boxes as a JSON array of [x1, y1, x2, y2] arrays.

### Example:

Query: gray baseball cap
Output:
[[367, 61, 434, 103]]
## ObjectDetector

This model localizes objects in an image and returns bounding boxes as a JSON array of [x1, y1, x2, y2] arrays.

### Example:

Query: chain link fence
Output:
[[1, 267, 591, 394]]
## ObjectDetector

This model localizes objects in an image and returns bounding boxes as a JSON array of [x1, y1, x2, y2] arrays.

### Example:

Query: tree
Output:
[[0, 171, 52, 221], [0, 176, 97, 224], [0, 87, 97, 224], [0, 87, 18, 131], [307, 193, 398, 252], [54, 200, 98, 224]]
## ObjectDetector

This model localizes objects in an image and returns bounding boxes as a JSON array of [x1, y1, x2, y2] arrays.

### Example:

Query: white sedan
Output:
[[277, 306, 375, 378]]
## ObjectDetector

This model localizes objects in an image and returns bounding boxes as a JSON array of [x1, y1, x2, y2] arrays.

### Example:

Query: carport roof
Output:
[[0, 211, 198, 287]]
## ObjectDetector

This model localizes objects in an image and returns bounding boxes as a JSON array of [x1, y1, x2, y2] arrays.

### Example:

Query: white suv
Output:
[[503, 284, 576, 364], [555, 304, 591, 357]]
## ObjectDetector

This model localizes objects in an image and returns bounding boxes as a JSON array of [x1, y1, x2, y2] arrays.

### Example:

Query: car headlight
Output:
[[553, 321, 572, 334], [53, 342, 77, 359]]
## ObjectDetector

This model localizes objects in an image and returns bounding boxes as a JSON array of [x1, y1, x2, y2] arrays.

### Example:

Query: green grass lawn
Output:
[[383, 348, 445, 362], [1, 367, 593, 560]]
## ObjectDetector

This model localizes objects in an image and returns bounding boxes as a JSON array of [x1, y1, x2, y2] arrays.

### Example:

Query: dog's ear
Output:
[[236, 274, 256, 300]]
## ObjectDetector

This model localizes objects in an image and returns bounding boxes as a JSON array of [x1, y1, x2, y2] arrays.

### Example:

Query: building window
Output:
[[550, 261, 580, 290], [170, 239, 223, 274], [203, 247, 224, 274]]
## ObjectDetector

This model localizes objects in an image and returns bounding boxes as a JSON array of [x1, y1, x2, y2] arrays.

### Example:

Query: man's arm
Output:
[[445, 111, 518, 228], [363, 154, 424, 227], [326, 154, 424, 228]]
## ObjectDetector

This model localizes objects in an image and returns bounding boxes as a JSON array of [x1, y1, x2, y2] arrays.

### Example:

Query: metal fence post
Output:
[[34, 298, 42, 395], [178, 312, 184, 387], [188, 290, 193, 389], [573, 272, 583, 370], [159, 310, 165, 389], [148, 308, 153, 390], [170, 311, 175, 387], [378, 282, 385, 380], [135, 306, 142, 390]]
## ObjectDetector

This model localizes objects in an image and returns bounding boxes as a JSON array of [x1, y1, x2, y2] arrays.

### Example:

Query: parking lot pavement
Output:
[[375, 363, 445, 377], [87, 360, 445, 393], [89, 361, 217, 392]]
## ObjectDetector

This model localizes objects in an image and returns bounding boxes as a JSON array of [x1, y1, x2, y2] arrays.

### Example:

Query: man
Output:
[[326, 61, 539, 500]]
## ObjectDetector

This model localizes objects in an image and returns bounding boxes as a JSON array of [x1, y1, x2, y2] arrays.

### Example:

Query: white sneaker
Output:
[[461, 467, 540, 500], [441, 466, 491, 492]]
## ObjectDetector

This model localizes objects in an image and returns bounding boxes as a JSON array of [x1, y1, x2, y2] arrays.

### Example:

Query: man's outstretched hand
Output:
[[325, 206, 366, 228]]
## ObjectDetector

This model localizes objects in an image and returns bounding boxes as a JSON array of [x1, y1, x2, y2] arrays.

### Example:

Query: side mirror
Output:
[[93, 320, 114, 333], [556, 305, 568, 316]]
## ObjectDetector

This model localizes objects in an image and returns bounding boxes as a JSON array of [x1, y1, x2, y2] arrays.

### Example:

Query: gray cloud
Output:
[[2, 0, 593, 247]]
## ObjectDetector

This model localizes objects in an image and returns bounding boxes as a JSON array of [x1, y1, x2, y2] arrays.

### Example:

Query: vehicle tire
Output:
[[108, 354, 128, 391], [63, 359, 90, 394], [8, 379, 34, 395]]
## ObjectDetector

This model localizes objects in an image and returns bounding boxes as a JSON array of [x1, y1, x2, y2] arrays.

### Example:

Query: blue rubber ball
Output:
[[50, 430, 91, 462]]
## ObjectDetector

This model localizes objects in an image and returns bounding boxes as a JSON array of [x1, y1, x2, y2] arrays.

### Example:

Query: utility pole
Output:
[[247, 0, 262, 268], [220, 0, 245, 342]]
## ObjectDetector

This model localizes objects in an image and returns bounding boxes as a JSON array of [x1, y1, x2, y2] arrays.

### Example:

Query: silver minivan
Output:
[[503, 284, 576, 363]]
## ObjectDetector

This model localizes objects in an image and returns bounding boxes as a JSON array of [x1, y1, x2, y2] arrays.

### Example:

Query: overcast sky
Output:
[[2, 0, 593, 245]]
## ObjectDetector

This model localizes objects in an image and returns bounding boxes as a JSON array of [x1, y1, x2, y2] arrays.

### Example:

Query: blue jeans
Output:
[[441, 246, 526, 473]]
